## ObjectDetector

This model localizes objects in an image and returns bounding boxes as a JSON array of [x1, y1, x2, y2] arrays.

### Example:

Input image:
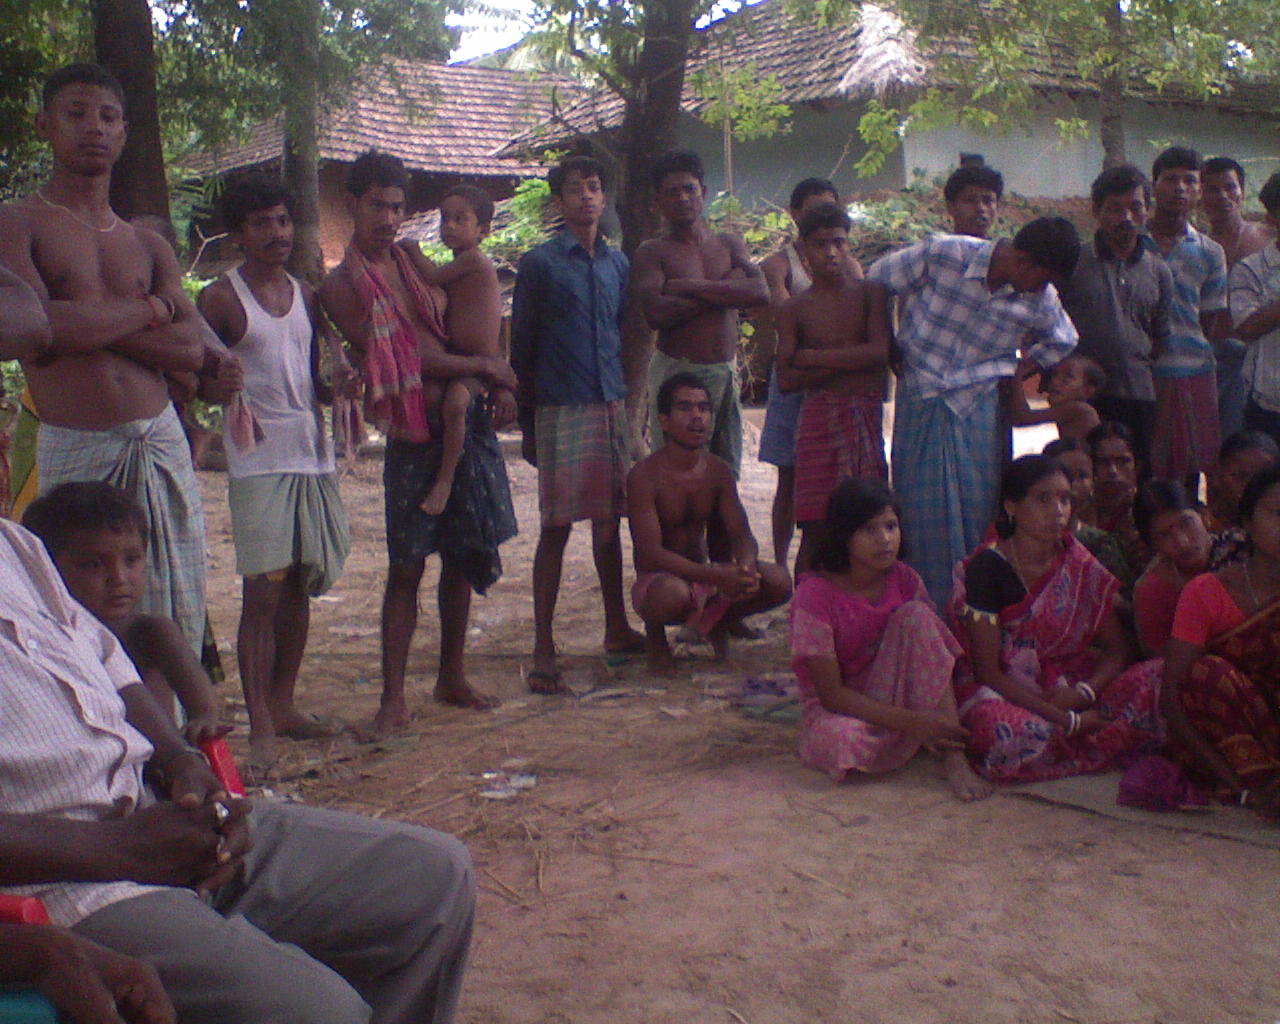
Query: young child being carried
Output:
[[775, 202, 890, 574], [400, 185, 503, 515], [23, 481, 225, 744], [1006, 353, 1104, 441]]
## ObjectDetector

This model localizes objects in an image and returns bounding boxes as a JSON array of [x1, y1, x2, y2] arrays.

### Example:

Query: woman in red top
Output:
[[1163, 462, 1280, 813]]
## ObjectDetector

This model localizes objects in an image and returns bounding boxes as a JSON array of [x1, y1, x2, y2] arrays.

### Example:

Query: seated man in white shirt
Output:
[[0, 511, 475, 1024]]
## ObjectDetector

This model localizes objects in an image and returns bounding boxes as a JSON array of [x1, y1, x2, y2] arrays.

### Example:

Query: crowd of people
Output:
[[2, 59, 1280, 1022]]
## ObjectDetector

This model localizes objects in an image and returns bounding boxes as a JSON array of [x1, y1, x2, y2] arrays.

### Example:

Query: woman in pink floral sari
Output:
[[949, 455, 1163, 782], [790, 479, 992, 800]]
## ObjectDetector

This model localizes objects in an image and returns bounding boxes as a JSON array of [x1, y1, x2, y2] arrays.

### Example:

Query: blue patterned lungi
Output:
[[892, 387, 1004, 607], [384, 403, 517, 594]]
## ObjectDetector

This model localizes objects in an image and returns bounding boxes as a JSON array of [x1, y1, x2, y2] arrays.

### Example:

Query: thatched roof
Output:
[[181, 60, 585, 179], [500, 0, 1278, 157]]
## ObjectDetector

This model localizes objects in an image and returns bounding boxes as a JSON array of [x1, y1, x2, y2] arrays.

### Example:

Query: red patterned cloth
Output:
[[339, 245, 447, 443], [793, 390, 886, 524], [1173, 596, 1280, 789], [948, 533, 1163, 782]]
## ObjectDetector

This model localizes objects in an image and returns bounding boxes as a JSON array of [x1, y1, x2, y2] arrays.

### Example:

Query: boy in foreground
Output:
[[198, 174, 354, 769], [402, 186, 505, 515], [776, 203, 889, 572], [628, 374, 791, 673], [22, 481, 223, 744]]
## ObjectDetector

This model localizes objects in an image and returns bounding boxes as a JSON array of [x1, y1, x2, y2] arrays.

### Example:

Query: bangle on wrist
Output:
[[1075, 682, 1097, 705], [1064, 710, 1080, 736], [1239, 789, 1251, 807]]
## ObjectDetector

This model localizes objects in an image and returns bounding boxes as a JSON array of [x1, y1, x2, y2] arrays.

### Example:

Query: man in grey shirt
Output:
[[1060, 164, 1173, 467]]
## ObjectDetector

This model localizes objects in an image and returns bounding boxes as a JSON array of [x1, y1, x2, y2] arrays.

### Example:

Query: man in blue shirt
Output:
[[511, 156, 646, 693]]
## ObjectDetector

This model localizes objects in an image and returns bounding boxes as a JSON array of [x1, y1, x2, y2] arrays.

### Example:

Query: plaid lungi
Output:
[[37, 404, 207, 655], [535, 400, 630, 527], [794, 390, 886, 524], [892, 387, 1004, 607], [1151, 370, 1219, 480], [228, 472, 350, 594]]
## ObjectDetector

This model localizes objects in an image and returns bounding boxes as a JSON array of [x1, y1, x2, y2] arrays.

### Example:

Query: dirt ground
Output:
[[199, 418, 1280, 1024]]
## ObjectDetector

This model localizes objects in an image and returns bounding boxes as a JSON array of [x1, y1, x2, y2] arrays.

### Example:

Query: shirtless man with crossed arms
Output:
[[0, 63, 235, 666]]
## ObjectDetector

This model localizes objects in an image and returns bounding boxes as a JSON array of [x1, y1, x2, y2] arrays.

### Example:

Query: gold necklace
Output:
[[35, 189, 118, 233]]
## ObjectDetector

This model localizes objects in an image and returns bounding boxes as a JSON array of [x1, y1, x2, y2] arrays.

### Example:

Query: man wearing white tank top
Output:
[[199, 175, 358, 771]]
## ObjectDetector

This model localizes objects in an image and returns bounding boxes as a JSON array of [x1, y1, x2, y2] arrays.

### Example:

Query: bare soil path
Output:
[[199, 420, 1278, 1024]]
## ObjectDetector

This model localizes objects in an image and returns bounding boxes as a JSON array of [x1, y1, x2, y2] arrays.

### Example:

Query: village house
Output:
[[498, 0, 1280, 207], [183, 59, 583, 268]]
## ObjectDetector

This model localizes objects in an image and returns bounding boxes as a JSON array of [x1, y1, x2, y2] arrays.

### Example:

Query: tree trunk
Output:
[[617, 0, 698, 457], [1099, 2, 1127, 169], [282, 0, 324, 283], [93, 0, 170, 222]]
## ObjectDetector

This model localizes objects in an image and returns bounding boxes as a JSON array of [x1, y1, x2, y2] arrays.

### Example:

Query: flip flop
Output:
[[527, 669, 567, 695], [275, 712, 345, 741]]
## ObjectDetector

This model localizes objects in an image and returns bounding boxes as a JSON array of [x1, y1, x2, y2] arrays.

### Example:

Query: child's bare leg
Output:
[[422, 378, 482, 515], [141, 674, 179, 725]]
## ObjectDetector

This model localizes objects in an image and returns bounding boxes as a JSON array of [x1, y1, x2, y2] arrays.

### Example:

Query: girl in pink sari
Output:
[[949, 455, 1163, 782], [790, 479, 992, 800]]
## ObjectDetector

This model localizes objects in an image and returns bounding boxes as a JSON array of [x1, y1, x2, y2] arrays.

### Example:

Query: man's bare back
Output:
[[0, 200, 202, 429]]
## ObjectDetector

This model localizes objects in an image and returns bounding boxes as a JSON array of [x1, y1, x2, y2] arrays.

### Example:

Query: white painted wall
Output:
[[669, 92, 1279, 207]]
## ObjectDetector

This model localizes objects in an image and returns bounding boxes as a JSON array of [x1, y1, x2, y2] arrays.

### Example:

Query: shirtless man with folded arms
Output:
[[0, 63, 237, 659]]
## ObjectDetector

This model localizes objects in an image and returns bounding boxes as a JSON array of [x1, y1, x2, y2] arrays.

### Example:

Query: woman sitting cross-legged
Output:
[[789, 478, 992, 801], [948, 455, 1163, 783], [1162, 462, 1280, 814]]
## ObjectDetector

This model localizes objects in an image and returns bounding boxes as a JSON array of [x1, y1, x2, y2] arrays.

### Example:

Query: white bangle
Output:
[[1075, 682, 1097, 705], [1065, 710, 1080, 736], [1239, 789, 1251, 807]]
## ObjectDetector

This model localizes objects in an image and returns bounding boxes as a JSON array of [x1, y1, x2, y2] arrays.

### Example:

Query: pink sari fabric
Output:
[[948, 533, 1163, 782], [790, 564, 961, 780], [339, 245, 447, 443]]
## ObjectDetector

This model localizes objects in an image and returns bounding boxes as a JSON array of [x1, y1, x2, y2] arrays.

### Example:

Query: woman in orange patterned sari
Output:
[[1163, 463, 1280, 813]]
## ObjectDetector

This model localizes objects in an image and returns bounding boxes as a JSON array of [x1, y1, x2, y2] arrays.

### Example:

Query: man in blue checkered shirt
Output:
[[867, 218, 1080, 605]]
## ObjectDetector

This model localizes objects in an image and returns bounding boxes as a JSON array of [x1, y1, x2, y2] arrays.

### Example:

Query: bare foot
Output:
[[725, 617, 764, 640], [420, 480, 452, 516], [646, 632, 678, 677], [272, 710, 344, 740], [604, 627, 647, 655], [709, 625, 729, 661], [434, 678, 500, 710], [357, 698, 411, 742], [248, 729, 280, 774], [526, 669, 567, 695], [944, 749, 993, 802]]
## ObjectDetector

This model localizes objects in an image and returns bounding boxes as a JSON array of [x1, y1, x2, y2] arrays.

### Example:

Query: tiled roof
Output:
[[501, 0, 1277, 155], [181, 60, 584, 177]]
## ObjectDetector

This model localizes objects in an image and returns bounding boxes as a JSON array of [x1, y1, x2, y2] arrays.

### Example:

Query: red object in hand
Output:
[[199, 736, 246, 798], [0, 894, 51, 924]]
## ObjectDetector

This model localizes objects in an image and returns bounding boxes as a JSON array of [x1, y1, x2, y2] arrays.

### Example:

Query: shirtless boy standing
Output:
[[776, 203, 890, 572], [0, 64, 219, 656], [401, 185, 504, 515], [320, 150, 518, 732], [628, 373, 791, 673], [631, 150, 769, 477], [757, 177, 850, 566]]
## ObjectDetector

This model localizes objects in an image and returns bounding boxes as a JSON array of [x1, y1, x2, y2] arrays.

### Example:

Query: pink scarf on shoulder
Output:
[[339, 244, 447, 443]]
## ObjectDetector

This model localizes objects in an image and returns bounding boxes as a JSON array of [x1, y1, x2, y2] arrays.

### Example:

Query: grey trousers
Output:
[[72, 802, 474, 1024]]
